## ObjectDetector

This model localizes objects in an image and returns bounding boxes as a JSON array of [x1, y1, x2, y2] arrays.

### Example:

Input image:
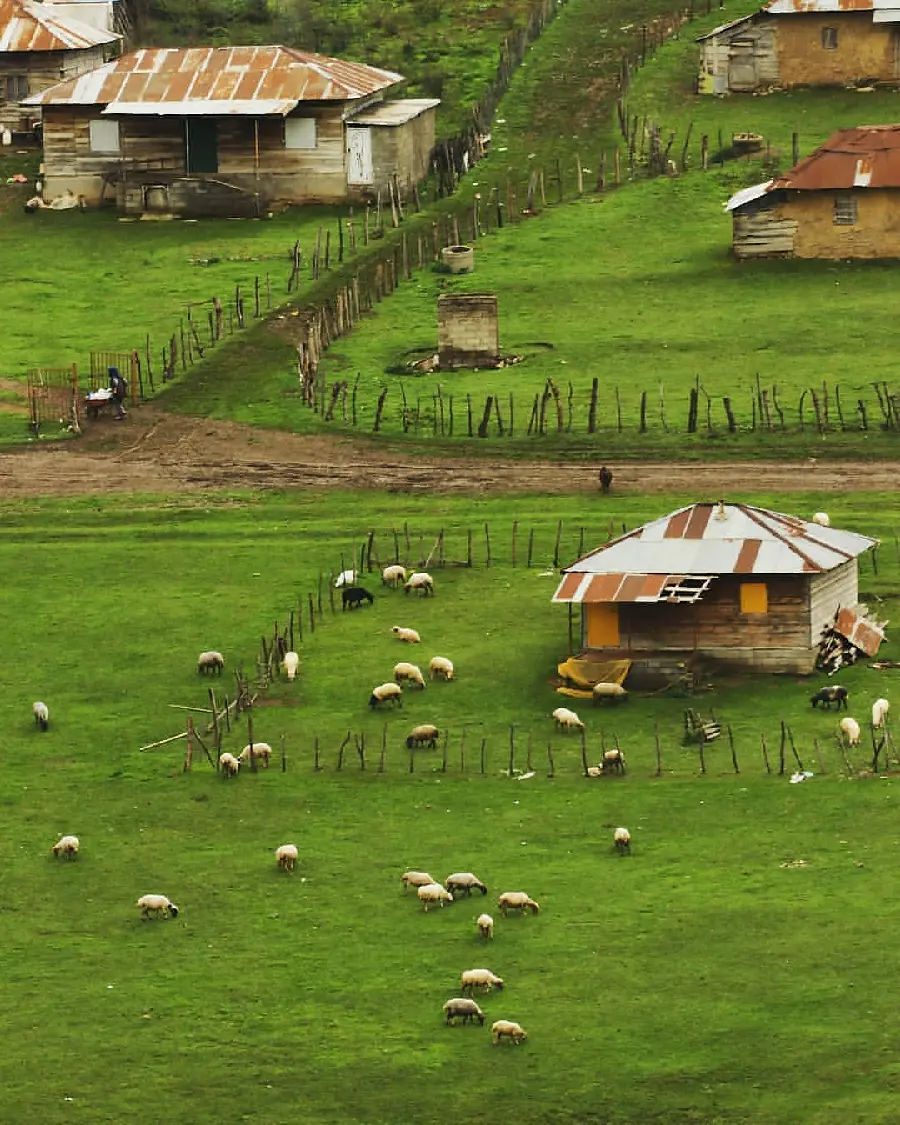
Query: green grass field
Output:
[[2, 488, 898, 1123]]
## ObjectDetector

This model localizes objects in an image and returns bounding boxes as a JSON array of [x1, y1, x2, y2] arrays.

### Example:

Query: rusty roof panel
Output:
[[0, 0, 119, 51], [663, 508, 692, 539], [586, 574, 626, 602], [734, 539, 762, 573], [553, 572, 585, 602], [617, 574, 651, 602], [684, 503, 714, 539], [25, 44, 404, 108]]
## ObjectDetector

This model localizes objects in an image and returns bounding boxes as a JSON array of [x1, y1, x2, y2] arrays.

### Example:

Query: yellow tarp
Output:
[[556, 658, 631, 694]]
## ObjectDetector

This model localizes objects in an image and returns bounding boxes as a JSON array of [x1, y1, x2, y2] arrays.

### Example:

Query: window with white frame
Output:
[[833, 194, 857, 225], [89, 118, 120, 153], [821, 26, 838, 48], [285, 117, 316, 150]]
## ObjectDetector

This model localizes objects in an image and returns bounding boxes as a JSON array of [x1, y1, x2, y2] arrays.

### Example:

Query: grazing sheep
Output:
[[461, 968, 504, 994], [32, 701, 49, 731], [198, 650, 225, 675], [873, 698, 891, 729], [443, 997, 485, 1026], [218, 752, 240, 778], [810, 685, 849, 711], [282, 651, 300, 681], [393, 662, 426, 689], [839, 717, 861, 747], [334, 569, 357, 588], [812, 512, 831, 527], [51, 834, 79, 860], [417, 883, 454, 911], [382, 564, 408, 587], [497, 891, 540, 916], [275, 844, 298, 871], [238, 742, 272, 768], [401, 870, 436, 893], [392, 626, 421, 644], [614, 827, 631, 855], [601, 748, 626, 775], [404, 572, 435, 597], [341, 586, 374, 611], [445, 872, 488, 897], [369, 682, 403, 710], [492, 1019, 527, 1045], [552, 706, 584, 732], [406, 724, 440, 749], [136, 894, 179, 920], [592, 682, 628, 704], [476, 913, 494, 940], [429, 656, 455, 681]]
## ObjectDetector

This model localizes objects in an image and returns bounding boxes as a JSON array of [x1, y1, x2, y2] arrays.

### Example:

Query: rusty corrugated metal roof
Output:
[[552, 572, 717, 605], [557, 503, 876, 586], [769, 125, 900, 190], [24, 44, 403, 108], [0, 0, 118, 51]]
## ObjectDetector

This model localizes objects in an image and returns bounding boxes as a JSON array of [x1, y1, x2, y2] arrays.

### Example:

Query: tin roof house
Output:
[[697, 0, 900, 95], [552, 502, 877, 675], [726, 125, 900, 258], [25, 45, 439, 216]]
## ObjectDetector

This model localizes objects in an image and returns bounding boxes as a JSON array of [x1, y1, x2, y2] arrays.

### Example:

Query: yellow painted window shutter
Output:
[[586, 603, 620, 647], [740, 582, 768, 614]]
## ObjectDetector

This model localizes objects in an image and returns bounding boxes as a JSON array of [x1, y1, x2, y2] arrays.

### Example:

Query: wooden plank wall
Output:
[[808, 559, 858, 644], [733, 210, 797, 259]]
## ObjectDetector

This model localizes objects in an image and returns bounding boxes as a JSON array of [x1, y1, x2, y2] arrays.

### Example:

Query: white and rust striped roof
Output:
[[553, 503, 876, 604], [24, 44, 403, 109], [0, 0, 119, 51]]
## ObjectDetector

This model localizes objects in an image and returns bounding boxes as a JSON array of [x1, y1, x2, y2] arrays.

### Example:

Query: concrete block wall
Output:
[[437, 293, 499, 368]]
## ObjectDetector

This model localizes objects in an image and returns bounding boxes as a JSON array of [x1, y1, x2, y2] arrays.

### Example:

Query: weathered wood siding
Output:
[[786, 189, 900, 259], [733, 206, 797, 259], [0, 46, 109, 131], [699, 19, 779, 93], [777, 14, 895, 86], [808, 559, 858, 644]]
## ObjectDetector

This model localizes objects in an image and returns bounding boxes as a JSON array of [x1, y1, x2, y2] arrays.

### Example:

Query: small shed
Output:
[[24, 45, 439, 216], [726, 125, 900, 259], [0, 0, 120, 134], [553, 502, 877, 675], [698, 0, 900, 95]]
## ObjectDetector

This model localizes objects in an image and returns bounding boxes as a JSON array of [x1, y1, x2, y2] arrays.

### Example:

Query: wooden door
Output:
[[727, 41, 758, 92], [586, 603, 620, 648], [185, 119, 219, 174], [346, 126, 373, 185]]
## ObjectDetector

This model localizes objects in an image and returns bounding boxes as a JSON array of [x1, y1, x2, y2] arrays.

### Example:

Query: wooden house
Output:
[[24, 45, 440, 217], [0, 0, 120, 134], [726, 125, 900, 258], [552, 502, 876, 676], [697, 0, 900, 95]]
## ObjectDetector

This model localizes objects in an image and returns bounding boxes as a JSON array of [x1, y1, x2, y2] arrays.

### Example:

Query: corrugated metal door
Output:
[[346, 127, 373, 185], [586, 604, 620, 648]]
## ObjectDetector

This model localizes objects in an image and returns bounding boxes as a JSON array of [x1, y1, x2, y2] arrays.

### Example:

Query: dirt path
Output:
[[0, 407, 895, 498]]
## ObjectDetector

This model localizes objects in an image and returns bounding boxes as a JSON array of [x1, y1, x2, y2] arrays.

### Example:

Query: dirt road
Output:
[[0, 408, 895, 498]]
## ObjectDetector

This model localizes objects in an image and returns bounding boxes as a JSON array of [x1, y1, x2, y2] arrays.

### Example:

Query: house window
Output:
[[833, 194, 858, 225], [89, 118, 120, 153], [4, 75, 28, 101], [821, 26, 838, 49], [740, 582, 768, 615], [285, 118, 317, 150]]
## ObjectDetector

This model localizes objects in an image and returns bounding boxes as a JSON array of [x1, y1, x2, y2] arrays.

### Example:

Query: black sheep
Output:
[[341, 586, 374, 611], [810, 685, 849, 710]]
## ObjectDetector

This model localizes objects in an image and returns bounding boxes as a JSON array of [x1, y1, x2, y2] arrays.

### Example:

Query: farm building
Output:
[[553, 502, 877, 676], [0, 0, 120, 135], [697, 0, 900, 95], [726, 125, 900, 259], [24, 45, 439, 216]]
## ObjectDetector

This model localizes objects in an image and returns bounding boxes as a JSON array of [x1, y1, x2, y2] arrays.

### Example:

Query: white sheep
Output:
[[392, 626, 421, 644], [812, 512, 831, 527], [461, 968, 505, 994], [197, 650, 225, 675], [497, 891, 540, 916], [592, 682, 628, 704], [51, 834, 79, 860], [614, 827, 631, 855], [275, 844, 298, 871], [443, 997, 485, 1026], [492, 1019, 528, 1045], [401, 870, 436, 893], [32, 701, 49, 731], [552, 706, 584, 733], [404, 572, 435, 597], [406, 724, 440, 749], [382, 564, 407, 587], [282, 651, 300, 681], [393, 662, 426, 689], [238, 742, 272, 768], [873, 698, 891, 729], [369, 682, 403, 709], [136, 894, 179, 920], [601, 748, 626, 775], [417, 882, 454, 911], [476, 913, 494, 939], [334, 569, 357, 588], [218, 752, 240, 778], [429, 656, 455, 681], [839, 716, 861, 747], [445, 872, 488, 897]]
